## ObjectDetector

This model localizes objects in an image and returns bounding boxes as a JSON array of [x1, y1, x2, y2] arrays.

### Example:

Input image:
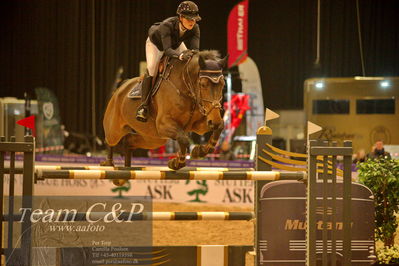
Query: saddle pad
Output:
[[127, 56, 170, 99], [127, 81, 142, 99]]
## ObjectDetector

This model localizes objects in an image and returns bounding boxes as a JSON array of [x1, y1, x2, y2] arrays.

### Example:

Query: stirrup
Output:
[[136, 106, 148, 122]]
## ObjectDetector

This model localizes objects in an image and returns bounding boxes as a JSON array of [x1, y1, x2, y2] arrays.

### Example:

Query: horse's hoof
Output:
[[190, 145, 207, 159], [168, 158, 186, 170], [190, 145, 200, 159], [113, 179, 127, 186], [100, 159, 114, 167]]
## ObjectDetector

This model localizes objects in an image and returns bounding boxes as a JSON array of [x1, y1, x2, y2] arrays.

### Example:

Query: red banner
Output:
[[227, 0, 248, 68]]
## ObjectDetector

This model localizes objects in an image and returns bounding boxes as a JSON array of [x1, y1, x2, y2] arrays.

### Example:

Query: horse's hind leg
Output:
[[191, 122, 224, 159], [112, 136, 133, 186], [101, 145, 115, 166], [124, 144, 132, 167]]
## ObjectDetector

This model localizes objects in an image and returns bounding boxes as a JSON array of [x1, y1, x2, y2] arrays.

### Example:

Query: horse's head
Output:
[[192, 51, 227, 130]]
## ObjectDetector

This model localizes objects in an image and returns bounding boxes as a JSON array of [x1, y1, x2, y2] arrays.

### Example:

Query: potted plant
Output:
[[358, 158, 399, 265]]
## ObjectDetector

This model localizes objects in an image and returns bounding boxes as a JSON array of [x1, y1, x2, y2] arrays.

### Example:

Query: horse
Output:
[[102, 50, 227, 175]]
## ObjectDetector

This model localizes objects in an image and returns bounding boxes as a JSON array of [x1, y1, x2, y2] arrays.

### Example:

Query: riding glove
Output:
[[179, 50, 194, 61]]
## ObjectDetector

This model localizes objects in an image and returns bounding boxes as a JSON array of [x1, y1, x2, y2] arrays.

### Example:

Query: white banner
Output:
[[238, 57, 264, 136], [5, 176, 254, 206]]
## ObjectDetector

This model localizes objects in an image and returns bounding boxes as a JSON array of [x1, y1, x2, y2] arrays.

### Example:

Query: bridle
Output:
[[197, 69, 224, 116], [182, 56, 223, 116], [164, 55, 224, 130]]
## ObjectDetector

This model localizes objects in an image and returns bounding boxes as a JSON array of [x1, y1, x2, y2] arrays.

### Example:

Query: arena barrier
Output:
[[0, 122, 361, 266]]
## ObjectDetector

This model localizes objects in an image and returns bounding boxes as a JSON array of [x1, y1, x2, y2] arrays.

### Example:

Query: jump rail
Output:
[[4, 211, 255, 221], [35, 169, 305, 181], [34, 165, 255, 171]]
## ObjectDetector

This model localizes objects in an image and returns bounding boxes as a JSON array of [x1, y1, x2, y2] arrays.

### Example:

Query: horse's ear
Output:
[[198, 55, 207, 69], [218, 55, 229, 69]]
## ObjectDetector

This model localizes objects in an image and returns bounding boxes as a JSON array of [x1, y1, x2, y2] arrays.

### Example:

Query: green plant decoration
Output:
[[185, 180, 209, 202], [111, 181, 131, 198], [376, 244, 399, 264], [358, 158, 399, 247]]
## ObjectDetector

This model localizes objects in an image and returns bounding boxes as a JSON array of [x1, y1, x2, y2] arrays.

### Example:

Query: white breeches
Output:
[[146, 37, 187, 77]]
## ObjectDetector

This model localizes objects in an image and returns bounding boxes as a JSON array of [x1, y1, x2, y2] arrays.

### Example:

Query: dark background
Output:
[[0, 0, 398, 136]]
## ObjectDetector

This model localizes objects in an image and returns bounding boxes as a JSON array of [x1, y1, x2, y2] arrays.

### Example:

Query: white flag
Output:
[[265, 108, 280, 125], [307, 121, 322, 136]]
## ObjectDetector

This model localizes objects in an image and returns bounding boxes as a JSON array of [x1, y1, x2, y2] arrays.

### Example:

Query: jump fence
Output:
[[0, 124, 362, 266]]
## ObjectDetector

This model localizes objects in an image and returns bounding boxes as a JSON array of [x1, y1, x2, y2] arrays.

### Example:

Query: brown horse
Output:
[[103, 50, 227, 171]]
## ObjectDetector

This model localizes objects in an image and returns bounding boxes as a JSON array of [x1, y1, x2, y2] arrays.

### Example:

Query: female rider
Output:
[[136, 1, 201, 122]]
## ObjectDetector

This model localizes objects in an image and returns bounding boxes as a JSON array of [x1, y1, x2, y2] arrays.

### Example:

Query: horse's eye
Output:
[[200, 79, 208, 88]]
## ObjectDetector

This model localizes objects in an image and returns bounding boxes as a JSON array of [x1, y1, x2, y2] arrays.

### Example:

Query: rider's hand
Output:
[[179, 50, 194, 61]]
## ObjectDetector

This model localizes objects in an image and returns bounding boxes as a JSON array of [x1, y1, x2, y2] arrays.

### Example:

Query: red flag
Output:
[[17, 115, 36, 136], [227, 0, 248, 68]]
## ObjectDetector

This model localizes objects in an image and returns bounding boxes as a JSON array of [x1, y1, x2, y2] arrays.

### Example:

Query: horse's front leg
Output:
[[191, 122, 224, 159], [168, 131, 189, 170], [157, 121, 189, 170]]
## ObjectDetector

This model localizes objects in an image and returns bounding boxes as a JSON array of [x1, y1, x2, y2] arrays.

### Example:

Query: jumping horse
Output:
[[102, 50, 227, 180]]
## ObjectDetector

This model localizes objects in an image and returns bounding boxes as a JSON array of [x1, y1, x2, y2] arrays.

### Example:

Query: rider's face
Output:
[[180, 16, 196, 30]]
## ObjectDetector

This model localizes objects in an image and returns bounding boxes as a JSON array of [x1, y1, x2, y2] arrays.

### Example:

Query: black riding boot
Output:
[[136, 75, 153, 122]]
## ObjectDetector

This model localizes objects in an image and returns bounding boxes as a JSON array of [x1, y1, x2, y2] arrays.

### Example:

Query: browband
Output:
[[199, 70, 224, 83]]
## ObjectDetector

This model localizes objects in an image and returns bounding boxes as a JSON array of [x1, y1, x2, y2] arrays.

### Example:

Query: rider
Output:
[[136, 1, 201, 122]]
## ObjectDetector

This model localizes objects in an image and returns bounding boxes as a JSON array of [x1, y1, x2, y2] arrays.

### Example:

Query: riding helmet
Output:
[[176, 1, 201, 21]]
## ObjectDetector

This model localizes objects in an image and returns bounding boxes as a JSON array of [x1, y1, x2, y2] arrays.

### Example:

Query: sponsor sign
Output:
[[227, 0, 248, 68], [35, 87, 64, 153], [238, 57, 264, 136], [5, 175, 255, 206], [258, 180, 375, 265]]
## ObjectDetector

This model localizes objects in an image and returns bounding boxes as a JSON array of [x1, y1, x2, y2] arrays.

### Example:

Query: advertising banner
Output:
[[227, 0, 248, 68], [258, 181, 374, 265], [35, 87, 64, 153], [5, 174, 255, 206], [238, 57, 264, 136]]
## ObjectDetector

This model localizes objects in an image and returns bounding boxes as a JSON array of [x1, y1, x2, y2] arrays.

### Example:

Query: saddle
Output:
[[128, 56, 172, 99]]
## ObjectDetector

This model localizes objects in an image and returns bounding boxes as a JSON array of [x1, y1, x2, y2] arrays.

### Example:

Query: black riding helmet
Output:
[[177, 1, 201, 21]]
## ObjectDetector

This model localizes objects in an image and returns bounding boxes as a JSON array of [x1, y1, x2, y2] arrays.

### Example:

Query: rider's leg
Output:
[[136, 38, 163, 122], [136, 73, 153, 122]]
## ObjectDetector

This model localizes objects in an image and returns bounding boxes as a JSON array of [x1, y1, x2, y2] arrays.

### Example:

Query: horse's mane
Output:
[[197, 50, 221, 60]]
